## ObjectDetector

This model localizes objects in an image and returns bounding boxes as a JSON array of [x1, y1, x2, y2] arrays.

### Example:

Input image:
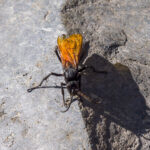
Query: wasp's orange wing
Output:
[[57, 34, 83, 68]]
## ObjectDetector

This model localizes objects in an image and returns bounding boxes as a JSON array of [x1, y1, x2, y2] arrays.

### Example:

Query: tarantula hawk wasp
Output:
[[27, 34, 107, 112]]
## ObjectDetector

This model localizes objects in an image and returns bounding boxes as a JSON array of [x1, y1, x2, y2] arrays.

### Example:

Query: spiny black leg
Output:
[[88, 66, 107, 74], [61, 95, 74, 113], [78, 65, 107, 74], [77, 90, 102, 104], [27, 72, 63, 92], [55, 46, 61, 62], [61, 82, 66, 106], [27, 85, 65, 91], [38, 72, 63, 86]]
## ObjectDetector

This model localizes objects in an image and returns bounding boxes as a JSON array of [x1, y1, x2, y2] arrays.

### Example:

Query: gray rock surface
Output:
[[0, 0, 90, 150], [61, 0, 150, 149]]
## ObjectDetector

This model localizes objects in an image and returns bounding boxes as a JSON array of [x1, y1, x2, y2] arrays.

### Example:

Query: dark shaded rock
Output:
[[61, 0, 150, 149]]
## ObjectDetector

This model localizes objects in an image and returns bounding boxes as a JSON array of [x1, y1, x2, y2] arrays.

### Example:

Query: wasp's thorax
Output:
[[64, 67, 78, 81], [64, 67, 80, 95]]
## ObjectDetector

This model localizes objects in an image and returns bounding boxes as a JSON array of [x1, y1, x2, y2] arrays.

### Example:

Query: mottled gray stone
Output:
[[61, 0, 150, 149], [0, 0, 90, 150]]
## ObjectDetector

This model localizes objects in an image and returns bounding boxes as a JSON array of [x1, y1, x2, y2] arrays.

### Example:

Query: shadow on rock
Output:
[[79, 54, 150, 150]]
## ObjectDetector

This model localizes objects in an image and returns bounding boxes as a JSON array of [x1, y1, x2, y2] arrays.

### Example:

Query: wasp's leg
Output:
[[78, 65, 107, 74], [61, 95, 74, 113], [61, 82, 67, 107], [27, 85, 66, 91], [55, 46, 61, 62], [27, 72, 63, 92], [77, 90, 101, 104], [77, 90, 93, 103]]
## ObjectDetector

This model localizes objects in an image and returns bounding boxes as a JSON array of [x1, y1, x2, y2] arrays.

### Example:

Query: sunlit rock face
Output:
[[0, 1, 90, 150]]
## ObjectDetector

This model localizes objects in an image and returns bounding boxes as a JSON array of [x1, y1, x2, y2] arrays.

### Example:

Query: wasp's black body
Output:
[[64, 67, 80, 93], [28, 46, 107, 112]]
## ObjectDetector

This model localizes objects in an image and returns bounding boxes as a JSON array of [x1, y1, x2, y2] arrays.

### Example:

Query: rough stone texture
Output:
[[0, 0, 90, 150], [61, 0, 150, 149]]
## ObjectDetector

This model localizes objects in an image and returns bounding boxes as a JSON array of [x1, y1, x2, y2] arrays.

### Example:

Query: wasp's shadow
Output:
[[80, 54, 150, 150]]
